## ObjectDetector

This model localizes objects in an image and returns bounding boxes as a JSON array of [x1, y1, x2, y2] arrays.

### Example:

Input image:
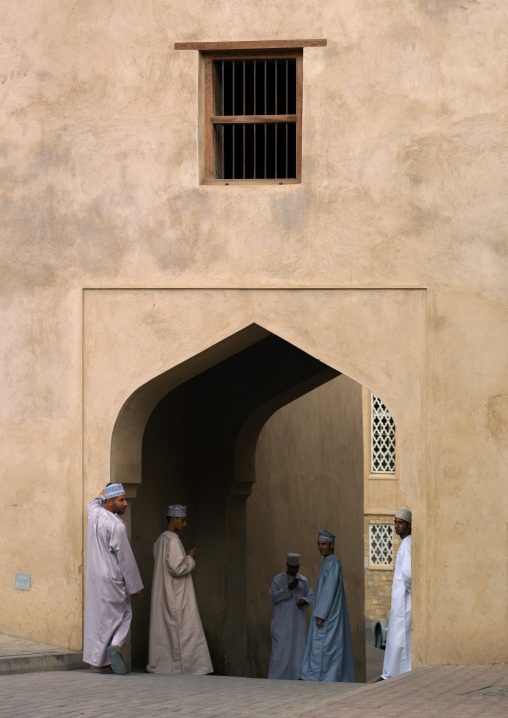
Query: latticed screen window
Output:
[[369, 524, 395, 566], [371, 393, 396, 473], [204, 50, 302, 182]]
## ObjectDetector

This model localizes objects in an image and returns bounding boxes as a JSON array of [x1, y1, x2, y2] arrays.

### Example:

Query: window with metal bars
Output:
[[204, 50, 302, 182]]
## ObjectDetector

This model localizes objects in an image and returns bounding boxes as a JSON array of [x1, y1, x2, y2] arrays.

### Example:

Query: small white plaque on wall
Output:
[[15, 573, 31, 590]]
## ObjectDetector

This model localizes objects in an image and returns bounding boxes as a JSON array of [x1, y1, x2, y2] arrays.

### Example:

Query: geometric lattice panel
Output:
[[371, 393, 396, 473], [369, 523, 395, 566]]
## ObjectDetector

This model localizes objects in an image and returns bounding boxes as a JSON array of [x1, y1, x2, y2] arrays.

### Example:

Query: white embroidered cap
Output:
[[104, 483, 126, 499], [167, 504, 187, 517], [286, 553, 301, 566], [318, 530, 335, 543]]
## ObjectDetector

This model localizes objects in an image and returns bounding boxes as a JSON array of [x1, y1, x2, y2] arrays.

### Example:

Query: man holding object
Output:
[[268, 552, 314, 680]]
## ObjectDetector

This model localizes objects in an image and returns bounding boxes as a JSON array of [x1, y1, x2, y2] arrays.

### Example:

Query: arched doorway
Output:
[[83, 287, 425, 673], [113, 326, 365, 679]]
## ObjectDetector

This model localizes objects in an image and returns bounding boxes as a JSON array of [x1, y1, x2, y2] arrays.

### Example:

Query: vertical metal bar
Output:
[[286, 60, 288, 114], [232, 61, 235, 116], [264, 124, 267, 179], [285, 124, 288, 179], [232, 61, 235, 180], [264, 61, 267, 178], [221, 62, 225, 179], [275, 60, 278, 115], [264, 60, 267, 114], [275, 125, 278, 178], [222, 125, 225, 180], [274, 61, 278, 178], [254, 124, 257, 179], [253, 61, 256, 178], [285, 61, 288, 178], [222, 61, 225, 115], [242, 60, 245, 179]]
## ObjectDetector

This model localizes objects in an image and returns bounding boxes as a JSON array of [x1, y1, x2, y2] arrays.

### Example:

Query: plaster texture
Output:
[[0, 0, 507, 672]]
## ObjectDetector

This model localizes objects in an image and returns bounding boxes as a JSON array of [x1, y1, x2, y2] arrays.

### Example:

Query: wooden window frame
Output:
[[175, 40, 326, 185], [203, 49, 303, 184]]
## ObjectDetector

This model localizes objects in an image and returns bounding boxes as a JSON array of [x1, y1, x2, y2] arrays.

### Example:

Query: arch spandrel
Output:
[[83, 287, 426, 504]]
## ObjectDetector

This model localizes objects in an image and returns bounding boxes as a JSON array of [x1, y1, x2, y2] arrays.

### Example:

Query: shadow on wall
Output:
[[247, 373, 365, 681]]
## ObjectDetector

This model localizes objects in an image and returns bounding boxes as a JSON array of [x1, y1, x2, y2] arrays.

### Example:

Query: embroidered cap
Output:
[[318, 530, 335, 543], [104, 483, 126, 499], [167, 504, 187, 517], [286, 553, 301, 567]]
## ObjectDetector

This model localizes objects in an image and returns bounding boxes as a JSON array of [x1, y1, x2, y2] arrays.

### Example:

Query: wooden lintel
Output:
[[175, 39, 327, 51]]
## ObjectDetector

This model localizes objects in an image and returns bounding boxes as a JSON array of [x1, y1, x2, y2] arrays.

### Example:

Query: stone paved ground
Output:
[[0, 671, 360, 717], [0, 633, 72, 657], [0, 632, 85, 675], [365, 646, 384, 682], [302, 663, 508, 718], [0, 664, 507, 718]]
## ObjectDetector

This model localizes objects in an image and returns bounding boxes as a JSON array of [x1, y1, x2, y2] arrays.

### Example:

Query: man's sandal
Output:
[[107, 645, 129, 675]]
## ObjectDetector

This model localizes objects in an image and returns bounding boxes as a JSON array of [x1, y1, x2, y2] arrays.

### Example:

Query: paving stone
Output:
[[299, 664, 508, 718], [0, 632, 86, 675], [1, 633, 507, 717]]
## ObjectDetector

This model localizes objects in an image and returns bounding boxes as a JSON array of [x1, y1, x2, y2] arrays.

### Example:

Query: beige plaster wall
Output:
[[0, 0, 506, 667], [247, 375, 365, 680]]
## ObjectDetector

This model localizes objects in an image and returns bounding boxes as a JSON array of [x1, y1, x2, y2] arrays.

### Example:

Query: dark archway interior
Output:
[[129, 330, 364, 678]]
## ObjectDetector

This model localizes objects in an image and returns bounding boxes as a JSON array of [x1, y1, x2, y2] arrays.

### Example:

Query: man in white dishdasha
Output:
[[268, 552, 314, 680], [379, 508, 412, 680], [83, 483, 143, 675]]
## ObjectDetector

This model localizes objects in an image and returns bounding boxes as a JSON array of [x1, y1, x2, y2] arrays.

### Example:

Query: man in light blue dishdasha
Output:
[[300, 530, 356, 682]]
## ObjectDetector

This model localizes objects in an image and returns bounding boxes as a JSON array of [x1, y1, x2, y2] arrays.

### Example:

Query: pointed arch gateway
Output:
[[110, 324, 364, 677], [83, 287, 426, 679]]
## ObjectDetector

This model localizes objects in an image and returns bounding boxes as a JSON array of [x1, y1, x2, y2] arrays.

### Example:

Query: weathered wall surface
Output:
[[247, 375, 365, 680], [0, 0, 506, 667]]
